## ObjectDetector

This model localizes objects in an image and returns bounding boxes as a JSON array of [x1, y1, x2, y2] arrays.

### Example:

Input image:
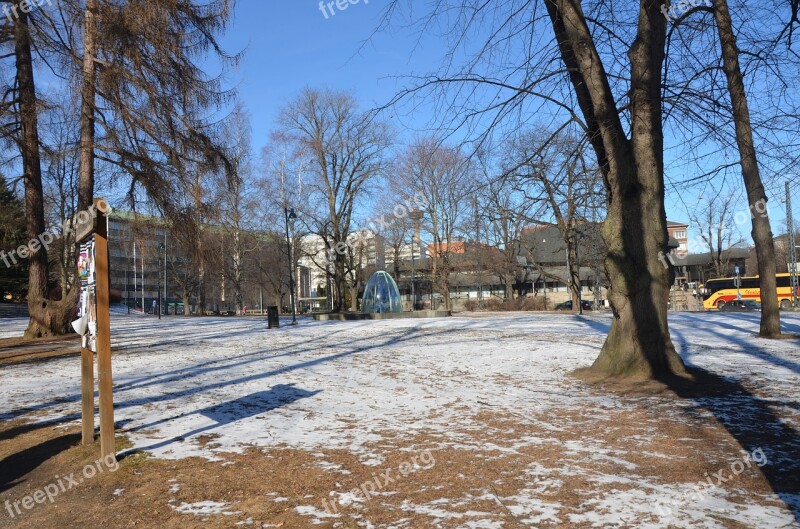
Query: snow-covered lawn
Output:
[[2, 311, 799, 527]]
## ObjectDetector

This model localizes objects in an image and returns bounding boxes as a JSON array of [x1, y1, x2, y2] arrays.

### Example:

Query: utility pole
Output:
[[787, 181, 798, 309], [133, 241, 136, 312], [141, 243, 144, 314], [284, 207, 298, 324], [163, 230, 167, 315], [158, 241, 164, 320], [735, 264, 741, 301]]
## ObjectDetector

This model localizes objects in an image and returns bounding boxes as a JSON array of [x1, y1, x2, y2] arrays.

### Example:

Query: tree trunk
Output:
[[78, 0, 97, 214], [566, 231, 582, 313], [350, 283, 358, 312], [713, 0, 781, 337], [233, 228, 243, 313], [504, 274, 514, 301], [545, 0, 686, 378], [15, 5, 76, 337], [334, 255, 346, 312]]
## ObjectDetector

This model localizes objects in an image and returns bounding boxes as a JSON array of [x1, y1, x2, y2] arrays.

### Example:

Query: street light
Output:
[[410, 238, 416, 311], [284, 207, 298, 325], [158, 241, 165, 320]]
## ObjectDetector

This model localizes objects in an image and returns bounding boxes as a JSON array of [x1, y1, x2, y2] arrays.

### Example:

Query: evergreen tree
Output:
[[0, 175, 28, 300]]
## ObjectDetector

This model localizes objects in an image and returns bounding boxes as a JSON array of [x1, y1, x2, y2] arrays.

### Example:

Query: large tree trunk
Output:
[[566, 230, 582, 313], [16, 5, 77, 338], [713, 0, 781, 337], [545, 0, 686, 378], [334, 255, 346, 312], [78, 0, 97, 215]]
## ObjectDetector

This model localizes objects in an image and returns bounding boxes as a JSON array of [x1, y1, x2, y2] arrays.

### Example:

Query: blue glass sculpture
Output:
[[361, 271, 404, 314]]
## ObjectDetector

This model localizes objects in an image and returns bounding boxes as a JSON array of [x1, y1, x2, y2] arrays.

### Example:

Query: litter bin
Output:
[[267, 306, 279, 329]]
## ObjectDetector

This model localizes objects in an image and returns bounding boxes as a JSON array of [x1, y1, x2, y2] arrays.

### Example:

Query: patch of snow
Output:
[[172, 500, 239, 516], [2, 311, 799, 527]]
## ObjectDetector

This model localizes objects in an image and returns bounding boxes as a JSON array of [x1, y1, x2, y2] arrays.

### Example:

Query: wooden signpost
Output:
[[73, 198, 115, 458]]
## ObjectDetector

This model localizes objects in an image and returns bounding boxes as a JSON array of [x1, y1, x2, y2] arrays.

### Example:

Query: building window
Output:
[[673, 230, 686, 239]]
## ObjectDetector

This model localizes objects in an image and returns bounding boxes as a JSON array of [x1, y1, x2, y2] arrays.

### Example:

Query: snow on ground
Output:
[[1, 311, 799, 527]]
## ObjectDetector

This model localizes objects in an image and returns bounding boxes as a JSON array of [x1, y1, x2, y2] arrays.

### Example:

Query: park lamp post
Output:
[[792, 245, 800, 309], [410, 236, 417, 311], [284, 207, 298, 325], [158, 241, 165, 320]]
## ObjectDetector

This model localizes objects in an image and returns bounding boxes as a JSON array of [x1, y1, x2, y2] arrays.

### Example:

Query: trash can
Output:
[[267, 306, 279, 329]]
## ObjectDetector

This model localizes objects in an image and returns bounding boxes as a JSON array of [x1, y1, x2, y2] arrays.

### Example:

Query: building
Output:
[[107, 211, 169, 314], [521, 223, 607, 302], [667, 221, 689, 254], [296, 231, 386, 311]]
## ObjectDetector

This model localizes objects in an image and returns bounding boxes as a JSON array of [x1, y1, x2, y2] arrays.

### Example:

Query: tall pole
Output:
[[132, 241, 137, 312], [163, 230, 167, 315], [787, 181, 798, 309], [141, 243, 144, 314], [411, 239, 415, 311], [157, 242, 162, 320], [284, 207, 297, 325]]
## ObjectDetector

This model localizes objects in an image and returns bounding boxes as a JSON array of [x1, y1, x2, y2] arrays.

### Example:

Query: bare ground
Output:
[[2, 373, 797, 529]]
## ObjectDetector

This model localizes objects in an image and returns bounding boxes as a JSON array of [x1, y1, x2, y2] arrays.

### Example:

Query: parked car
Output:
[[719, 299, 761, 312], [554, 300, 595, 311]]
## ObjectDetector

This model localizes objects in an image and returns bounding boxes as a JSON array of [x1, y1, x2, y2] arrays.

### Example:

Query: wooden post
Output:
[[94, 203, 115, 458], [81, 347, 94, 445]]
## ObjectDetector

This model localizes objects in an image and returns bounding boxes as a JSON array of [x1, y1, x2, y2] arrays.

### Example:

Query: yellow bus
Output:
[[702, 273, 799, 310]]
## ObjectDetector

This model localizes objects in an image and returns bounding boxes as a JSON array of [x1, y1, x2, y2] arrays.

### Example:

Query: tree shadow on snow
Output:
[[117, 384, 320, 458], [573, 288, 799, 522]]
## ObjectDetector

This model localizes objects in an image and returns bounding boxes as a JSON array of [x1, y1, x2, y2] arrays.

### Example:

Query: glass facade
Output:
[[362, 271, 404, 314]]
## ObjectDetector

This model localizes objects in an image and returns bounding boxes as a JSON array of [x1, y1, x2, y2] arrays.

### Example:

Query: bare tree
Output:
[[0, 0, 236, 336], [41, 106, 81, 300], [712, 0, 781, 336], [276, 88, 391, 312], [480, 173, 537, 303], [395, 138, 472, 311], [688, 187, 743, 278], [380, 1, 686, 377], [507, 129, 601, 313], [215, 106, 258, 314]]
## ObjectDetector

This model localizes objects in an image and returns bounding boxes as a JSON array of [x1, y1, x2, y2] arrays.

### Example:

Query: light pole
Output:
[[163, 231, 167, 315], [284, 207, 298, 325], [793, 245, 800, 309], [786, 180, 798, 309], [410, 240, 416, 311], [158, 242, 165, 320]]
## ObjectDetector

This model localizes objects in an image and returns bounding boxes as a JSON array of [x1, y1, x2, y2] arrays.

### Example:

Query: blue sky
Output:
[[216, 1, 798, 242], [219, 1, 440, 147]]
